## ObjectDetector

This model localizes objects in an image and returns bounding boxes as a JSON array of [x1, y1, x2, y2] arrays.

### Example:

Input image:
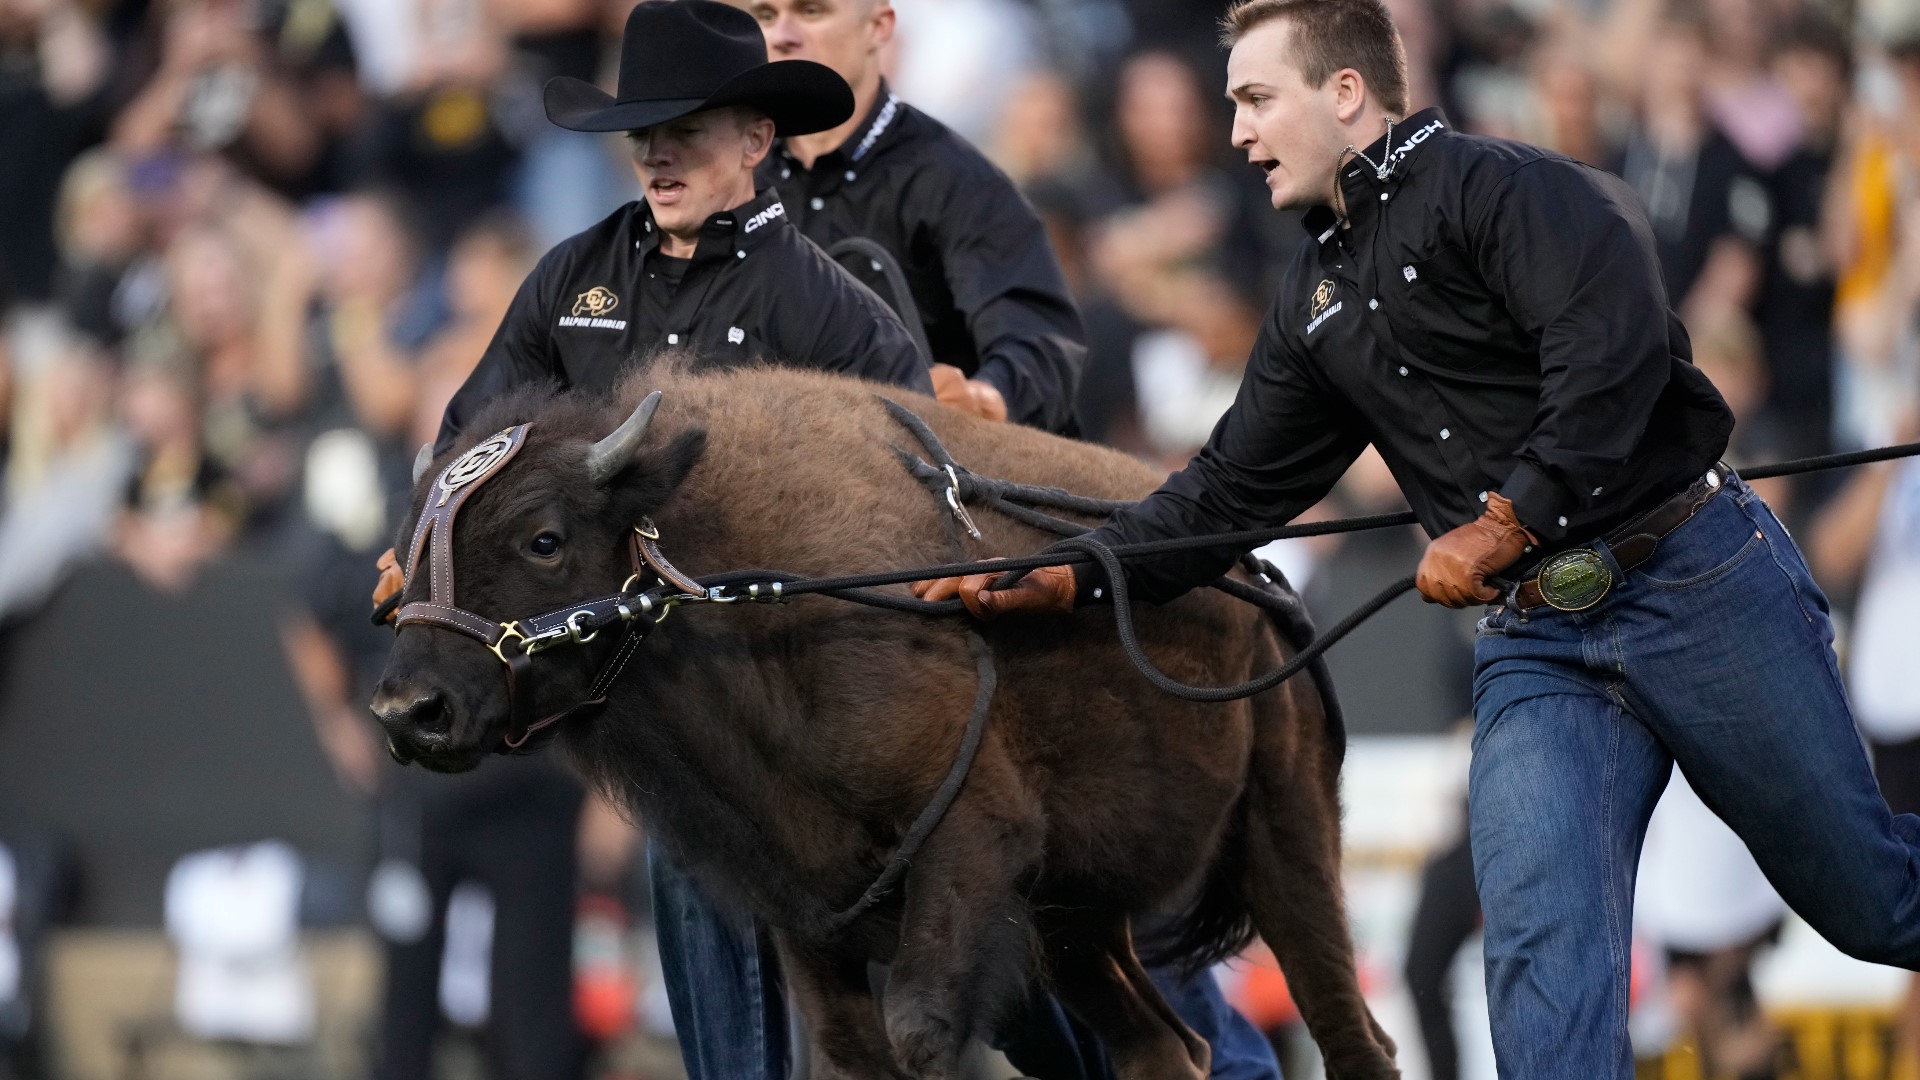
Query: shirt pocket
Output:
[[1390, 243, 1502, 372], [695, 323, 775, 368]]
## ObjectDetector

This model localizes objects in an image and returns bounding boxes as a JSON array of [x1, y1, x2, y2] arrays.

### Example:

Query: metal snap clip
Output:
[[944, 464, 982, 539]]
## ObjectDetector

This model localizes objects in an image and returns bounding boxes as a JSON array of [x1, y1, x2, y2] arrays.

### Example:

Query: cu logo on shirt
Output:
[[572, 286, 621, 317], [1309, 279, 1336, 320]]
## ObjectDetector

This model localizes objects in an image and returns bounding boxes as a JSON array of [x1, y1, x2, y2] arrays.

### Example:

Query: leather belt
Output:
[[1512, 464, 1731, 613]]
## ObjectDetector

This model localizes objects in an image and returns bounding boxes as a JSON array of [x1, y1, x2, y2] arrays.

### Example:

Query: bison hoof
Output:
[[885, 1010, 963, 1079]]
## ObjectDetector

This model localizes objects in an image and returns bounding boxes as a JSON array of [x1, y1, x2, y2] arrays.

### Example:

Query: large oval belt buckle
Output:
[[1537, 548, 1612, 612]]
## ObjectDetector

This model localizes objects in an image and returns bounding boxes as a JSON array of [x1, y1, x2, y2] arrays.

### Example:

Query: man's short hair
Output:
[[1219, 0, 1411, 117]]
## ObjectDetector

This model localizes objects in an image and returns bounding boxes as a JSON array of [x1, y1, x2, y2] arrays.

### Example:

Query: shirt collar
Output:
[[635, 187, 790, 260], [778, 78, 903, 171], [1302, 106, 1450, 242]]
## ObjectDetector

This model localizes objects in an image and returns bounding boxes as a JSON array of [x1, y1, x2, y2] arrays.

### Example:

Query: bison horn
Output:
[[412, 443, 434, 484], [586, 390, 663, 486]]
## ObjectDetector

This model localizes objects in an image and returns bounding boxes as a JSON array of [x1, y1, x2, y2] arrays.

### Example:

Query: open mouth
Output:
[[649, 178, 687, 203], [1254, 158, 1278, 177]]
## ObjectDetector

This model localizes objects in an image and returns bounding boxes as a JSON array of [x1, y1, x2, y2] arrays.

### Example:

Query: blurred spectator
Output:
[[1757, 10, 1852, 463], [352, 0, 522, 254], [1404, 784, 1476, 1080], [1026, 179, 1147, 448], [51, 149, 146, 347], [410, 211, 537, 448], [1700, 0, 1801, 170], [989, 69, 1098, 190], [1127, 271, 1263, 466], [112, 0, 350, 198], [1612, 4, 1768, 324], [1830, 28, 1920, 451], [0, 0, 112, 302], [491, 0, 636, 249], [1425, 0, 1529, 137], [1688, 310, 1794, 516], [306, 190, 445, 441], [1097, 50, 1294, 294], [114, 357, 240, 592], [133, 195, 312, 529], [889, 0, 1041, 145], [0, 327, 130, 623], [1077, 50, 1288, 460], [1525, 38, 1614, 167]]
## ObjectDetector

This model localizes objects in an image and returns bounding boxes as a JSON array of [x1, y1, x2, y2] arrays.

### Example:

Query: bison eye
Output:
[[530, 533, 562, 558]]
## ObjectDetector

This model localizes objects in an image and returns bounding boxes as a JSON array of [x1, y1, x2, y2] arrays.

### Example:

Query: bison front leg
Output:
[[880, 776, 1044, 1079], [774, 931, 908, 1080], [1242, 666, 1400, 1079]]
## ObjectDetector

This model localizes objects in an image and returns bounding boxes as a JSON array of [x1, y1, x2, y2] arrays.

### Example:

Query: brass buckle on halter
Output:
[[489, 621, 529, 664]]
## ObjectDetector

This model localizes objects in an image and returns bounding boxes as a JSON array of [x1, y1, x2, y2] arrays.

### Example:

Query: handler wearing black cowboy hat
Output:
[[428, 0, 930, 454], [374, 7, 933, 1067]]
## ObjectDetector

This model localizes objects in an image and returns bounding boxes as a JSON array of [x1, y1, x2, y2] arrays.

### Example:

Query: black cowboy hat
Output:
[[544, 0, 853, 136]]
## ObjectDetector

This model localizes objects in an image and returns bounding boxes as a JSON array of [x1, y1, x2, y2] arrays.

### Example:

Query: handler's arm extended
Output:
[[922, 311, 1366, 615], [927, 161, 1086, 432]]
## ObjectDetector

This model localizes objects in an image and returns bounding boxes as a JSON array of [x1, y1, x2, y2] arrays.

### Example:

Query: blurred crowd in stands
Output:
[[1, 0, 1919, 1076]]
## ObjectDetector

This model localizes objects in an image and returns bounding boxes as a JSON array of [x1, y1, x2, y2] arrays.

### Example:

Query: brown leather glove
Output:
[[929, 363, 1009, 423], [912, 562, 1076, 619], [372, 547, 404, 624], [1415, 492, 1536, 608]]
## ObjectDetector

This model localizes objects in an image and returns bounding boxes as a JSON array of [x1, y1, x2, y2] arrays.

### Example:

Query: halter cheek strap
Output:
[[395, 426, 558, 746]]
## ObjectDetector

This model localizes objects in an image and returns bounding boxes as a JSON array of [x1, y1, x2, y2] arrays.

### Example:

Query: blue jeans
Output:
[[1469, 473, 1920, 1079], [648, 844, 1281, 1080]]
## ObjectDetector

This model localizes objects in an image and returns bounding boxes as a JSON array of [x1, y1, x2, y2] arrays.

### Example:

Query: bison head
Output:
[[369, 389, 706, 771]]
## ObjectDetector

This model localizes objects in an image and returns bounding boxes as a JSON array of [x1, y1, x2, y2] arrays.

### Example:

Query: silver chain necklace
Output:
[[1342, 116, 1401, 182]]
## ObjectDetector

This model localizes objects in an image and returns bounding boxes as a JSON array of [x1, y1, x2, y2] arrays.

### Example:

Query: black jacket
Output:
[[438, 189, 932, 451], [1080, 109, 1734, 604], [759, 86, 1086, 432]]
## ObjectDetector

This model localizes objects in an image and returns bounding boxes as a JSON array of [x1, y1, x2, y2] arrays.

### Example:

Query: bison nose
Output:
[[370, 683, 453, 755]]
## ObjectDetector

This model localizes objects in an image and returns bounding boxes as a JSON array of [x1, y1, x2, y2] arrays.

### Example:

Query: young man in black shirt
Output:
[[743, 0, 1086, 432], [922, 1, 1920, 1076]]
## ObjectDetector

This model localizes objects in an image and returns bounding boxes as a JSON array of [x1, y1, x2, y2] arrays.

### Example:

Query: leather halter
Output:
[[392, 424, 698, 750]]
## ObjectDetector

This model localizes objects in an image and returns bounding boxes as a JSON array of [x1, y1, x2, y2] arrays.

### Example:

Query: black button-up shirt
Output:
[[1081, 108, 1734, 604], [438, 189, 931, 451], [759, 84, 1086, 432]]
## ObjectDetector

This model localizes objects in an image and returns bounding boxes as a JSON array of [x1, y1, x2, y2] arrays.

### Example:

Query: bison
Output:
[[371, 362, 1400, 1079]]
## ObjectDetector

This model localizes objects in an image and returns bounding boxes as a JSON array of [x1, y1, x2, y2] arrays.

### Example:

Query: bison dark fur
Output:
[[372, 361, 1400, 1079]]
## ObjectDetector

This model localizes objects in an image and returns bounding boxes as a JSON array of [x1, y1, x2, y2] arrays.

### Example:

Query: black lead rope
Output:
[[823, 630, 996, 931], [374, 438, 1920, 687]]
